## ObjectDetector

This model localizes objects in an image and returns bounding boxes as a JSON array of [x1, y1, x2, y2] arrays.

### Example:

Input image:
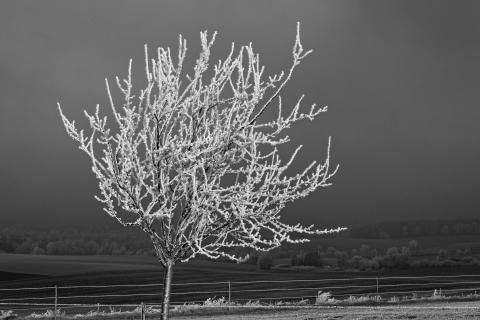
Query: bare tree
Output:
[[58, 23, 344, 319]]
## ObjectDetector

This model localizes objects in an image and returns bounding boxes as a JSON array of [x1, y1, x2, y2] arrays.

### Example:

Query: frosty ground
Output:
[[173, 301, 480, 319]]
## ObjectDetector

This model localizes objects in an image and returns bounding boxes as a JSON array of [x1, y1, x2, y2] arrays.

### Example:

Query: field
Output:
[[0, 254, 160, 277], [173, 302, 480, 319], [2, 234, 480, 317], [1, 252, 480, 318]]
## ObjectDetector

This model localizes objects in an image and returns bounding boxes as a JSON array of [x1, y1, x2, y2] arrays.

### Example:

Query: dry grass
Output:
[[11, 292, 480, 320], [173, 301, 480, 319]]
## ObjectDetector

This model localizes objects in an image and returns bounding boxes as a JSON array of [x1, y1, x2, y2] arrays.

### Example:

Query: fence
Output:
[[1, 274, 480, 315]]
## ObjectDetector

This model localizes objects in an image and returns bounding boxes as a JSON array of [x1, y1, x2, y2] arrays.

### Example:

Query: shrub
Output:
[[290, 252, 305, 266], [348, 255, 363, 269], [0, 310, 17, 320], [315, 291, 337, 304], [31, 246, 45, 255], [326, 246, 336, 256], [244, 253, 259, 265], [359, 244, 370, 258], [257, 253, 273, 270], [378, 246, 410, 269], [437, 249, 448, 261], [342, 295, 374, 304], [432, 289, 443, 299], [303, 251, 322, 266], [408, 240, 419, 254], [334, 250, 349, 268], [203, 297, 228, 306]]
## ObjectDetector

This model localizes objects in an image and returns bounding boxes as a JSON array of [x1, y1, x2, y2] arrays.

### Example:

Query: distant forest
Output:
[[347, 219, 480, 239], [1, 218, 479, 256], [0, 227, 153, 256]]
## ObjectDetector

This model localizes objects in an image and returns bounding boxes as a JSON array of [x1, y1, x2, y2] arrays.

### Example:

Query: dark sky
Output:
[[1, 0, 480, 229]]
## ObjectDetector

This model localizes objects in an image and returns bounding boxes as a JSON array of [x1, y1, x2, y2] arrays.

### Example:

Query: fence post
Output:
[[97, 303, 100, 313], [376, 277, 379, 295], [228, 281, 231, 304], [140, 302, 145, 320], [54, 285, 58, 320]]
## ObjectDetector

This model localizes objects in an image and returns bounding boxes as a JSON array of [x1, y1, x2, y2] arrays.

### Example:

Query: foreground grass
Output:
[[174, 302, 480, 320], [6, 293, 480, 320], [5, 302, 480, 320]]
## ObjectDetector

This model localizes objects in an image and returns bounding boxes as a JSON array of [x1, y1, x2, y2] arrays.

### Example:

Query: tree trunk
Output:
[[161, 260, 174, 320]]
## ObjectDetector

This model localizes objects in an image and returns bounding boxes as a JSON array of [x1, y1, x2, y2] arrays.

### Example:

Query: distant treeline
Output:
[[348, 219, 480, 239], [0, 226, 154, 256], [254, 239, 480, 271], [1, 218, 480, 256]]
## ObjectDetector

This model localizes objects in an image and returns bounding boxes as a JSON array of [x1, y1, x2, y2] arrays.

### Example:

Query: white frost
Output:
[[58, 22, 345, 266]]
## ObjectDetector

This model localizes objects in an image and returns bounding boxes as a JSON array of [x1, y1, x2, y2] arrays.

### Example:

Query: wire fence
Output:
[[1, 274, 480, 315]]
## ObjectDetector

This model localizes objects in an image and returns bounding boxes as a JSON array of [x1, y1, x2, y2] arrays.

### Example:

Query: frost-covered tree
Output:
[[58, 23, 344, 319]]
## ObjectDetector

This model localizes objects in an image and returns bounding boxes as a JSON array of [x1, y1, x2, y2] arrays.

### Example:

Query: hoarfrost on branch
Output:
[[58, 23, 345, 266]]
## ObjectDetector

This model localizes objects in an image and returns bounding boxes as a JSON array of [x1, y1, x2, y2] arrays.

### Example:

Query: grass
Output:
[[172, 302, 480, 320], [4, 291, 480, 320], [2, 253, 480, 307]]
